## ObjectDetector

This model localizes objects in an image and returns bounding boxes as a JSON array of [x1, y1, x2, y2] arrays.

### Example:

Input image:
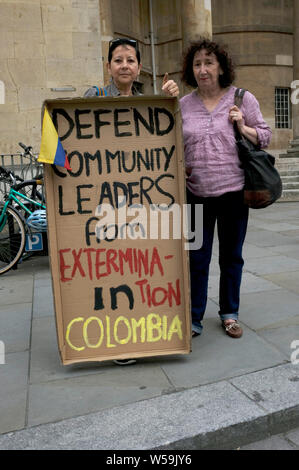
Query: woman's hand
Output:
[[229, 105, 245, 130], [229, 105, 258, 145], [162, 73, 179, 97]]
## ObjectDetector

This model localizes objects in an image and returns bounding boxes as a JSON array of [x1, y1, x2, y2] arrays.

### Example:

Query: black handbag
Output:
[[234, 88, 282, 209]]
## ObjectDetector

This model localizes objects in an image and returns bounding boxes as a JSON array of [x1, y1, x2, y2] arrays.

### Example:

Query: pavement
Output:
[[0, 201, 299, 450]]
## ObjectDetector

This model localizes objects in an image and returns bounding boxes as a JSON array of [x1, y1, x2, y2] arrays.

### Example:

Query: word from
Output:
[[52, 106, 174, 141], [0, 341, 4, 364], [291, 340, 299, 365], [59, 246, 165, 282], [0, 81, 4, 105], [291, 80, 299, 105], [94, 279, 181, 311], [65, 313, 183, 351], [54, 146, 175, 178], [91, 199, 203, 250]]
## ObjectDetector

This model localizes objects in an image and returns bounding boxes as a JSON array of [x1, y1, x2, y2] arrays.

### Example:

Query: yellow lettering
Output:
[[83, 317, 104, 348], [106, 315, 116, 348], [65, 317, 85, 351], [146, 313, 162, 342], [162, 315, 168, 340], [131, 317, 146, 343], [114, 316, 132, 344], [168, 315, 183, 341]]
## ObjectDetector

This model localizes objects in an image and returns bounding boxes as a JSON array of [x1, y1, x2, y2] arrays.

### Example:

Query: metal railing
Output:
[[0, 146, 44, 202]]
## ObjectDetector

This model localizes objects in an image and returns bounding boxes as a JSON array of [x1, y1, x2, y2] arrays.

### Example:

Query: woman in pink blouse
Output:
[[180, 38, 272, 339]]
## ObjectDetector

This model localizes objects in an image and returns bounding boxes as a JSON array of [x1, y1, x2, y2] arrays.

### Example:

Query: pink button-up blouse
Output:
[[180, 86, 272, 197]]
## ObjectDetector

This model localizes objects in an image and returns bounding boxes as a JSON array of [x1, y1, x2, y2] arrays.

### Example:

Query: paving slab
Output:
[[244, 255, 299, 275], [157, 318, 286, 388], [244, 229, 299, 247], [286, 427, 299, 446], [231, 363, 299, 410], [258, 321, 299, 359], [0, 380, 268, 450], [32, 285, 55, 318], [0, 352, 29, 434], [239, 434, 297, 450], [0, 277, 34, 306], [208, 272, 282, 299], [263, 271, 299, 295], [27, 363, 174, 427], [0, 303, 32, 353], [239, 290, 299, 331]]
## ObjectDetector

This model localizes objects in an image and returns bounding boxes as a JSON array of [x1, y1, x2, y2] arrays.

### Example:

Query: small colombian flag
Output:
[[38, 108, 71, 170]]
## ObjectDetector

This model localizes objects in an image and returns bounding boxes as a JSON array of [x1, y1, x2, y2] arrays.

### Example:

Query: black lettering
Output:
[[52, 164, 66, 178], [113, 182, 128, 208], [76, 184, 93, 214], [162, 145, 175, 171], [133, 107, 154, 136], [105, 150, 121, 174], [110, 285, 134, 310], [94, 109, 112, 138], [114, 109, 132, 137], [52, 109, 74, 141], [140, 177, 154, 205], [154, 107, 174, 136], [75, 109, 92, 139], [94, 287, 104, 310], [85, 217, 99, 246], [67, 151, 84, 177], [84, 151, 102, 176], [155, 174, 175, 206], [127, 182, 140, 205], [58, 185, 75, 216], [99, 182, 114, 207], [121, 150, 135, 172], [137, 149, 150, 171]]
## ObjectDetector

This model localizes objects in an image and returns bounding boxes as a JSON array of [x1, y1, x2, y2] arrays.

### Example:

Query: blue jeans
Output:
[[187, 189, 249, 334]]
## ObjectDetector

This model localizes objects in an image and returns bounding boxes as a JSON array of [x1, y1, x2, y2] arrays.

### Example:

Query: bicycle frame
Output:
[[0, 187, 46, 229]]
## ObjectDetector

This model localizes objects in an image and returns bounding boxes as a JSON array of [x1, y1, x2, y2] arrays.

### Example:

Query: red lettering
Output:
[[137, 249, 149, 278], [95, 249, 107, 279], [59, 249, 72, 282], [168, 279, 181, 306], [83, 248, 96, 280], [152, 286, 168, 306], [119, 248, 133, 275], [71, 249, 85, 278], [135, 279, 148, 303], [106, 249, 119, 275], [150, 247, 164, 276]]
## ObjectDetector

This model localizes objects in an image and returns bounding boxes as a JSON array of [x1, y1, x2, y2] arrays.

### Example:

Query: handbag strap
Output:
[[233, 88, 246, 140]]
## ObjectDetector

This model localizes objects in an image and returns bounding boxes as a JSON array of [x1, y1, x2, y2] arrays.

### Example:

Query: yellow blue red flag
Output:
[[38, 108, 71, 170]]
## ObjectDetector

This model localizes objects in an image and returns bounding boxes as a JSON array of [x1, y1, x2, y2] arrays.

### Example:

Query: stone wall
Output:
[[0, 0, 103, 154], [212, 0, 294, 153]]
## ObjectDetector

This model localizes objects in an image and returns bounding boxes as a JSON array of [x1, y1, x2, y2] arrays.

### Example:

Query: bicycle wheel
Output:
[[0, 205, 26, 275]]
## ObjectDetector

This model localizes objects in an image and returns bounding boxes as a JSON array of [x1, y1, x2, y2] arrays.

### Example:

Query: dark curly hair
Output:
[[182, 38, 235, 89]]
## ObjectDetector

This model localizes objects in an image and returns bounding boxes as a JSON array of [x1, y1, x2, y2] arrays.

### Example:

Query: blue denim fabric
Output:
[[187, 189, 249, 326]]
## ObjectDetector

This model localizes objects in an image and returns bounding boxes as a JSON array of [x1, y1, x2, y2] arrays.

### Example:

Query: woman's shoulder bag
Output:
[[234, 88, 282, 209]]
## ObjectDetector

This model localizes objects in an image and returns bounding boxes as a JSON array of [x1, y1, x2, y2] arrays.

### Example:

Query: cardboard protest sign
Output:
[[44, 96, 191, 365]]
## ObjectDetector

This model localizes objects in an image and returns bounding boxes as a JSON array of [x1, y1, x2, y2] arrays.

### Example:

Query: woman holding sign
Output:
[[84, 37, 179, 98], [180, 38, 272, 339], [85, 38, 179, 365]]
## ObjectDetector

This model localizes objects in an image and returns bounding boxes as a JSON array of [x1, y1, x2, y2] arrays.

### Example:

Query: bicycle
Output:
[[0, 165, 47, 275]]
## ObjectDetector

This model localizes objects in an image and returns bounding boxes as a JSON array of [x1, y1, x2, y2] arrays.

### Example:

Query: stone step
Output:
[[279, 171, 299, 177], [279, 189, 299, 201], [282, 182, 299, 190]]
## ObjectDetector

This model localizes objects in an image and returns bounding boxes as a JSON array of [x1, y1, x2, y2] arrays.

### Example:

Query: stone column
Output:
[[293, 0, 299, 141], [99, 0, 114, 84], [181, 0, 212, 51]]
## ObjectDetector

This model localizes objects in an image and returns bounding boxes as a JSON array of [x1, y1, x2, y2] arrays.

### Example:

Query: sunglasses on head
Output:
[[108, 38, 139, 51]]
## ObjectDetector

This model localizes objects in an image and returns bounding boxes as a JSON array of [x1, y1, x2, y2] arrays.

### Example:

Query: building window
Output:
[[275, 87, 291, 129]]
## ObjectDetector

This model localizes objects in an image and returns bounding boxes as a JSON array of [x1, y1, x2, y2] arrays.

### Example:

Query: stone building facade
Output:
[[0, 0, 298, 157]]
